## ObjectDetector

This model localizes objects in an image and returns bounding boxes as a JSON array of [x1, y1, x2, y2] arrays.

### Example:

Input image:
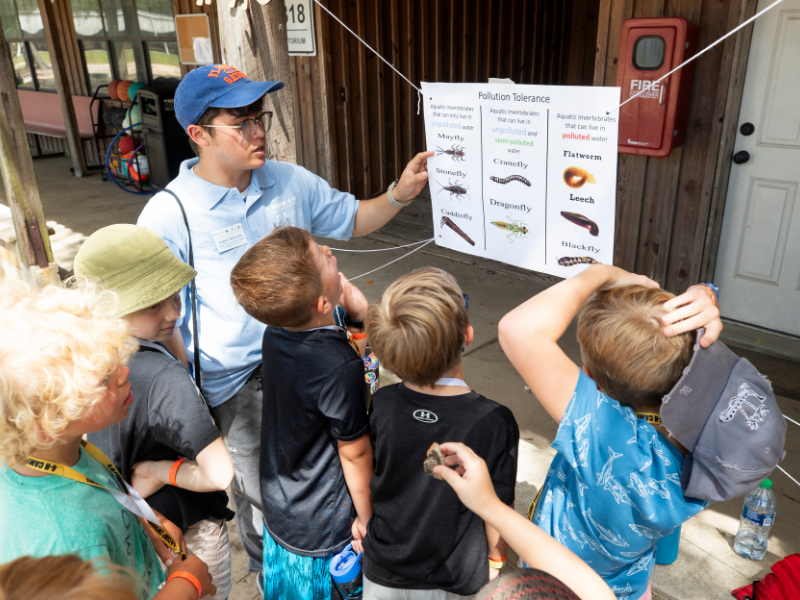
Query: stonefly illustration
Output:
[[436, 144, 466, 162], [490, 175, 532, 187], [440, 216, 475, 246], [561, 211, 599, 236], [563, 166, 596, 189], [558, 256, 600, 267], [491, 215, 529, 242], [437, 179, 470, 201]]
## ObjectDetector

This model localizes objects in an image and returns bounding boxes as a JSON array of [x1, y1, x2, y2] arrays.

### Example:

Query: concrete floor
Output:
[[2, 157, 800, 600]]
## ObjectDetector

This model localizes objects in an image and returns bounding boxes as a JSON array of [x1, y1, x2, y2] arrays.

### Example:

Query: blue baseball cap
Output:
[[174, 64, 284, 131]]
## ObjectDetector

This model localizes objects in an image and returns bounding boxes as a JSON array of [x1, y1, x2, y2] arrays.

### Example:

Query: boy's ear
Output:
[[314, 295, 334, 316], [187, 124, 211, 149], [464, 324, 475, 347], [581, 364, 595, 381]]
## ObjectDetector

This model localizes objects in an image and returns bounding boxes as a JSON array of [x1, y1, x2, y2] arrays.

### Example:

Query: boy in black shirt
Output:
[[364, 267, 519, 599], [230, 226, 373, 600]]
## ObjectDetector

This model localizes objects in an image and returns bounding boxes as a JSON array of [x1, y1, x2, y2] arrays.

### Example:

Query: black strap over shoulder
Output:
[[158, 188, 204, 398]]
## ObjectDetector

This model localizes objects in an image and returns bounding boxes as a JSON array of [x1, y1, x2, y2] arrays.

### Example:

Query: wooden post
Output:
[[0, 22, 60, 286], [37, 0, 88, 177], [216, 0, 297, 164]]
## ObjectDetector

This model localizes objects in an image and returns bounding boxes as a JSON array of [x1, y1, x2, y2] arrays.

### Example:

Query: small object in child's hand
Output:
[[366, 280, 373, 284], [424, 443, 446, 480]]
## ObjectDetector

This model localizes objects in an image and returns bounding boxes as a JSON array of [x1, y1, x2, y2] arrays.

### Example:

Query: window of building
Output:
[[2, 0, 56, 92], [71, 0, 182, 95]]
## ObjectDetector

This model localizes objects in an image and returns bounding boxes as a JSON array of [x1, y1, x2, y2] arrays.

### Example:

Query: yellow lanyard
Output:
[[26, 440, 186, 558], [635, 412, 662, 425]]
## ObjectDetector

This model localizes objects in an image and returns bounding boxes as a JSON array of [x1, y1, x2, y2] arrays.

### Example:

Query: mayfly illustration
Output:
[[561, 211, 599, 236], [491, 215, 529, 241], [558, 256, 600, 267], [440, 216, 475, 246], [437, 179, 470, 201], [490, 174, 532, 187], [435, 144, 466, 162]]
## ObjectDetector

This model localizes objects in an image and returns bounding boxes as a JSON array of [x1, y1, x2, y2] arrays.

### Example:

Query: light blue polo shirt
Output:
[[137, 158, 359, 407]]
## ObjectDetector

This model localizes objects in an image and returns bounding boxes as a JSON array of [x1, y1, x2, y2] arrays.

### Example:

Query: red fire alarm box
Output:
[[616, 18, 698, 157]]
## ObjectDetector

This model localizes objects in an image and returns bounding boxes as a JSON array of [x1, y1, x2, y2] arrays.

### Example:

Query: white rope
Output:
[[348, 238, 435, 281], [329, 238, 435, 253], [784, 414, 800, 428], [610, 0, 785, 114], [312, 0, 423, 114], [777, 465, 800, 489]]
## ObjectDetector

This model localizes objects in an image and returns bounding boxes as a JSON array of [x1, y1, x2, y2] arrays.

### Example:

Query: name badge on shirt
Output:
[[211, 224, 248, 253]]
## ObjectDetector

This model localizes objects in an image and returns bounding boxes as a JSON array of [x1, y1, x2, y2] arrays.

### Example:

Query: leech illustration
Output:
[[563, 166, 596, 189], [490, 175, 532, 187], [435, 144, 466, 162], [491, 216, 529, 241], [437, 179, 470, 201], [440, 216, 475, 246], [561, 211, 599, 236], [558, 256, 600, 267]]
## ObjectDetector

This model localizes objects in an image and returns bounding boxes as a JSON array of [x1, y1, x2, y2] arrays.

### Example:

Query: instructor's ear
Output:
[[187, 124, 211, 150]]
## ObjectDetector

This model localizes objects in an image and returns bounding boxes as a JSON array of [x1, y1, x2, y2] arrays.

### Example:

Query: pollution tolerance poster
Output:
[[422, 82, 620, 278]]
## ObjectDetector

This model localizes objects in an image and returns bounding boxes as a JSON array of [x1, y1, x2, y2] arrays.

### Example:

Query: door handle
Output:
[[733, 151, 750, 164], [659, 83, 666, 105]]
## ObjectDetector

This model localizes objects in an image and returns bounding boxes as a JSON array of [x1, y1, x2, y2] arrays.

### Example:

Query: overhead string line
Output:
[[329, 238, 435, 253], [311, 0, 423, 114], [348, 238, 435, 281], [609, 0, 785, 114]]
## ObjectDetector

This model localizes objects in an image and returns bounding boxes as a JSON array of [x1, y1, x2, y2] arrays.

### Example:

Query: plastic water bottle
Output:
[[733, 479, 777, 561], [330, 543, 363, 599]]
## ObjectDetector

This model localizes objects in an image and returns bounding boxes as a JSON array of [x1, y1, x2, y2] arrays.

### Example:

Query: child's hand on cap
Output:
[[338, 272, 369, 322], [661, 285, 722, 347]]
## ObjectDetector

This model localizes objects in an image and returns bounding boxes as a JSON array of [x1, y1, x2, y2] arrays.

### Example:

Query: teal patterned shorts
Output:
[[262, 528, 335, 600]]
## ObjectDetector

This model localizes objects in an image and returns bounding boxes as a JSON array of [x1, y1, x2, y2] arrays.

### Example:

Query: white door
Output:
[[715, 0, 800, 336]]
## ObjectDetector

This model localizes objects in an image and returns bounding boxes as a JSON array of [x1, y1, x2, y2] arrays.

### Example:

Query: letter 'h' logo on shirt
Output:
[[413, 410, 438, 423]]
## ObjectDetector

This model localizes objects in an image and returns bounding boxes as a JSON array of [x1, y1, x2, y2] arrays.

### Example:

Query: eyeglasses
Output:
[[201, 111, 273, 142]]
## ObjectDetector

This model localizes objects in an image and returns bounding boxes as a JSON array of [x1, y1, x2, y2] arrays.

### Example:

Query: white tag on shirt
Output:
[[211, 223, 248, 253]]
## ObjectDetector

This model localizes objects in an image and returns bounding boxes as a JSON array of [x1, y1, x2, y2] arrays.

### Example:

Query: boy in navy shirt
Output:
[[230, 226, 373, 600]]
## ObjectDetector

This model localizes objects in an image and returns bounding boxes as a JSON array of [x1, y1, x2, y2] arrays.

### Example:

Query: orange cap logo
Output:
[[208, 65, 249, 85]]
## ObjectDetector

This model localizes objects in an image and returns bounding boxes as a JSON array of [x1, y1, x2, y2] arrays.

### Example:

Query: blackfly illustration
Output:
[[435, 144, 466, 162], [558, 256, 600, 267], [437, 178, 470, 201], [440, 216, 475, 246], [561, 211, 599, 236], [491, 215, 529, 241], [490, 174, 532, 187]]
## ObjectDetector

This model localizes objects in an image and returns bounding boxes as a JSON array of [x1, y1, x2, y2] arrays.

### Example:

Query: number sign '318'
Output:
[[285, 1, 317, 56]]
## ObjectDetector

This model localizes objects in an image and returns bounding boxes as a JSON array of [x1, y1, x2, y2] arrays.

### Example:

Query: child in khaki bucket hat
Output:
[[74, 224, 235, 600]]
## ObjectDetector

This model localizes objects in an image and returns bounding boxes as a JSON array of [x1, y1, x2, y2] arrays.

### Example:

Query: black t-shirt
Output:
[[363, 384, 519, 595], [88, 345, 234, 531], [260, 326, 369, 557]]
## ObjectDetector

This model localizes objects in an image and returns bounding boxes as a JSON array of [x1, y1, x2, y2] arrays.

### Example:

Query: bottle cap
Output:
[[760, 479, 772, 489], [330, 543, 362, 584]]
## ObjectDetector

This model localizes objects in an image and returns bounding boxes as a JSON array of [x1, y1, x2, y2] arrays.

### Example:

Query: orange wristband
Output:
[[350, 332, 367, 340], [169, 457, 186, 488], [167, 571, 202, 600]]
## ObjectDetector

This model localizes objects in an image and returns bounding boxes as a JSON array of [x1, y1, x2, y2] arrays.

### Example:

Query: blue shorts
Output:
[[262, 528, 335, 600]]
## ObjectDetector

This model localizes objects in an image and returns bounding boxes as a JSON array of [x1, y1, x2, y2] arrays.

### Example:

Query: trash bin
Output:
[[138, 86, 194, 189]]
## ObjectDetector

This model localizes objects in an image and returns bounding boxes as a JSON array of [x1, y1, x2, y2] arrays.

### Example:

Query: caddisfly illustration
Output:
[[435, 144, 466, 162], [558, 256, 600, 267], [563, 166, 596, 189], [440, 216, 475, 246], [437, 179, 470, 201], [491, 215, 529, 241], [490, 174, 532, 187], [561, 211, 599, 236]]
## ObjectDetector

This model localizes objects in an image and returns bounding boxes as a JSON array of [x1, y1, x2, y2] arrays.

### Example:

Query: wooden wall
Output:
[[594, 0, 757, 292], [294, 0, 599, 197]]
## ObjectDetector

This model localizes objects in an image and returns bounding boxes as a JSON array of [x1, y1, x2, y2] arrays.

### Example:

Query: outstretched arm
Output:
[[434, 442, 616, 600], [498, 264, 657, 422], [352, 151, 433, 236]]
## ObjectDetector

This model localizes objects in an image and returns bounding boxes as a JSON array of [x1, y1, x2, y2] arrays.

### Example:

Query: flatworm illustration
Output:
[[563, 167, 596, 189]]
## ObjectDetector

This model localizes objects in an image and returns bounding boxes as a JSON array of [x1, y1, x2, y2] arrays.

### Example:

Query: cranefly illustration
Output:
[[561, 211, 599, 236], [558, 256, 600, 267], [440, 216, 475, 246], [490, 175, 532, 187], [435, 144, 466, 162], [491, 215, 529, 241], [563, 166, 596, 189], [437, 179, 470, 201]]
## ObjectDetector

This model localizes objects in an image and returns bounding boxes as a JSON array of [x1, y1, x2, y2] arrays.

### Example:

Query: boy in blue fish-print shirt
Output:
[[498, 265, 726, 600]]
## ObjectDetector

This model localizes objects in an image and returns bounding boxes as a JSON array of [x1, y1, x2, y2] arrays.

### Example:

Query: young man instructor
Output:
[[137, 64, 432, 586]]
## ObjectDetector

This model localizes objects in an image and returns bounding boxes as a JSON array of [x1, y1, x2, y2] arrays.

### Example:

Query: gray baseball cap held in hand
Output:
[[660, 330, 787, 502]]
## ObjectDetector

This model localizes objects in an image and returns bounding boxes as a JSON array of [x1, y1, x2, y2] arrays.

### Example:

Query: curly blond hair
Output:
[[0, 279, 137, 466]]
